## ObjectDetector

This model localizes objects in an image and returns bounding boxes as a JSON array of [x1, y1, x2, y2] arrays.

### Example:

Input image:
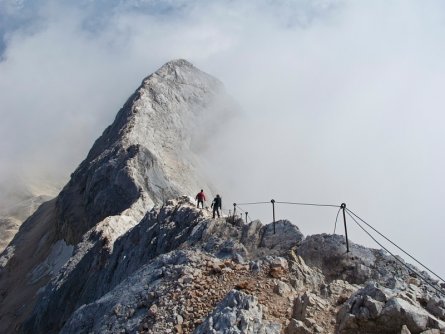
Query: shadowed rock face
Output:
[[25, 198, 445, 334], [0, 60, 237, 334], [55, 59, 235, 244], [24, 197, 304, 333]]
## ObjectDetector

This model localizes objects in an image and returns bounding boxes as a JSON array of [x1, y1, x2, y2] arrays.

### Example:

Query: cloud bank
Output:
[[1, 0, 445, 276]]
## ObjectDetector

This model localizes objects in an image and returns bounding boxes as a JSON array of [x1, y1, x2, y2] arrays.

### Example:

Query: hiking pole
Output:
[[341, 203, 350, 253]]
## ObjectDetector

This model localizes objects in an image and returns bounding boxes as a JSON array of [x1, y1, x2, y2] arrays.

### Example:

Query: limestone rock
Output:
[[0, 59, 236, 334], [297, 234, 435, 292], [194, 290, 281, 334], [56, 59, 235, 244], [274, 280, 292, 297], [427, 297, 445, 321], [2, 59, 445, 334], [337, 282, 445, 334], [286, 319, 311, 334], [259, 220, 304, 251], [401, 325, 411, 334], [292, 292, 329, 321]]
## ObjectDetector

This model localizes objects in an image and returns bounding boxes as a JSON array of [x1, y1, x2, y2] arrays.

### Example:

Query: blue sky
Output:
[[1, 0, 445, 278]]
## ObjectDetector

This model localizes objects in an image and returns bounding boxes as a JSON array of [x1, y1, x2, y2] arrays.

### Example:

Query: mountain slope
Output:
[[55, 59, 232, 244], [1, 59, 444, 334], [0, 59, 235, 333], [31, 197, 445, 334]]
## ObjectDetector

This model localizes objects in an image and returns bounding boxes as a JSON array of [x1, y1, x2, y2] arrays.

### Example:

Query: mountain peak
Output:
[[143, 59, 222, 90], [52, 59, 235, 244], [1, 60, 445, 334], [159, 58, 195, 70]]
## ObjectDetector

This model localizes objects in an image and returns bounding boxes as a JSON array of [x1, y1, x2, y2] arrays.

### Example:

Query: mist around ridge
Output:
[[0, 0, 444, 277]]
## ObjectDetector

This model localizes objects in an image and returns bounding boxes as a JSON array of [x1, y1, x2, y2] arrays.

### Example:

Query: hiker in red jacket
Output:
[[195, 189, 206, 208]]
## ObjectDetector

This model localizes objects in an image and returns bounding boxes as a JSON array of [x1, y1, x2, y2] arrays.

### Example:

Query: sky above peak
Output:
[[1, 0, 445, 278]]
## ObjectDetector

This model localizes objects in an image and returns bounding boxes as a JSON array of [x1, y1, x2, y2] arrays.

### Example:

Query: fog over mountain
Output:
[[1, 0, 445, 278], [1, 59, 444, 334]]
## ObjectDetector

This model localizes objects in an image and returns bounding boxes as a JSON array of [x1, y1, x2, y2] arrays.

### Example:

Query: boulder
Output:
[[260, 220, 304, 251], [286, 319, 311, 334], [194, 290, 281, 334], [337, 283, 445, 334]]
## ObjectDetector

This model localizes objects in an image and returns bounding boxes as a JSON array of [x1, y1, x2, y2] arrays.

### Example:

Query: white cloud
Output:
[[1, 0, 445, 277]]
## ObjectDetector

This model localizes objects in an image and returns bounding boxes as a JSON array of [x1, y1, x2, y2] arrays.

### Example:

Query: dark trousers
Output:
[[213, 207, 220, 218], [197, 200, 204, 208]]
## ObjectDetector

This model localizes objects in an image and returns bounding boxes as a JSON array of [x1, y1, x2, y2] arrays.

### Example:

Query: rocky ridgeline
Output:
[[1, 60, 444, 334], [25, 197, 445, 334], [55, 59, 235, 245], [0, 59, 235, 333]]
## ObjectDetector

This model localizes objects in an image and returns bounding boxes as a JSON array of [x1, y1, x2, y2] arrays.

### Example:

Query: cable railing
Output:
[[225, 199, 445, 297]]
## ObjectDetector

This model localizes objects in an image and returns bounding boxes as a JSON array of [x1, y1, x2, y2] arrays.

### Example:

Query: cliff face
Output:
[[55, 59, 232, 245], [28, 197, 445, 334], [0, 59, 235, 333], [1, 60, 444, 334]]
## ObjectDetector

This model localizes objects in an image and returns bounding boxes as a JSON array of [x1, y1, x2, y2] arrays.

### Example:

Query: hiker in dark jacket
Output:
[[195, 189, 206, 208], [211, 194, 222, 218]]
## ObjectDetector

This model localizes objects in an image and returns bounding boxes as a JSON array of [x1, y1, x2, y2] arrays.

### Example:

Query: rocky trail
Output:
[[52, 197, 445, 334]]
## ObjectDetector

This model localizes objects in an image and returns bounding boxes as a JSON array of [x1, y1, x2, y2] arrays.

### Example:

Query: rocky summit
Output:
[[1, 60, 445, 334]]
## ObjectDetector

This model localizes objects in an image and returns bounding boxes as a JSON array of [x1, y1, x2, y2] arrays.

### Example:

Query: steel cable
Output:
[[347, 208, 445, 284], [333, 206, 342, 234], [346, 210, 445, 297]]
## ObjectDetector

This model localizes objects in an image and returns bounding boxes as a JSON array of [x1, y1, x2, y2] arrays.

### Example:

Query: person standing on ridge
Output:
[[196, 189, 206, 208], [211, 194, 222, 218]]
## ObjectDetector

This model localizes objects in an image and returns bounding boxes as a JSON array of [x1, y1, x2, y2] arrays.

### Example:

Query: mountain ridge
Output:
[[1, 60, 444, 334], [0, 59, 234, 333]]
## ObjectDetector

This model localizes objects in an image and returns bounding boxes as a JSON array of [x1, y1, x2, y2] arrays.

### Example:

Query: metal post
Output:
[[233, 203, 237, 224], [245, 212, 248, 224], [271, 199, 276, 234], [341, 203, 350, 253]]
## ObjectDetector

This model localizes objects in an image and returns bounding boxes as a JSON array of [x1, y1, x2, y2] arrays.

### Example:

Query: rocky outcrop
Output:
[[22, 196, 445, 334], [195, 290, 281, 334], [297, 234, 430, 289], [1, 59, 445, 334], [0, 59, 236, 334], [56, 59, 235, 244], [24, 197, 304, 333], [337, 283, 445, 334]]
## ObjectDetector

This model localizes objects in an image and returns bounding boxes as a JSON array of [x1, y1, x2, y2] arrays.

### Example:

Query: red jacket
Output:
[[196, 191, 206, 201]]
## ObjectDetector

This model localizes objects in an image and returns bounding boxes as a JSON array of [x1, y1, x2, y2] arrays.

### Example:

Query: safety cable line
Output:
[[235, 201, 271, 205], [235, 205, 245, 213], [275, 201, 340, 208], [235, 205, 251, 222], [235, 201, 340, 208], [236, 204, 257, 223], [346, 208, 445, 284], [333, 206, 342, 234], [346, 210, 445, 297]]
